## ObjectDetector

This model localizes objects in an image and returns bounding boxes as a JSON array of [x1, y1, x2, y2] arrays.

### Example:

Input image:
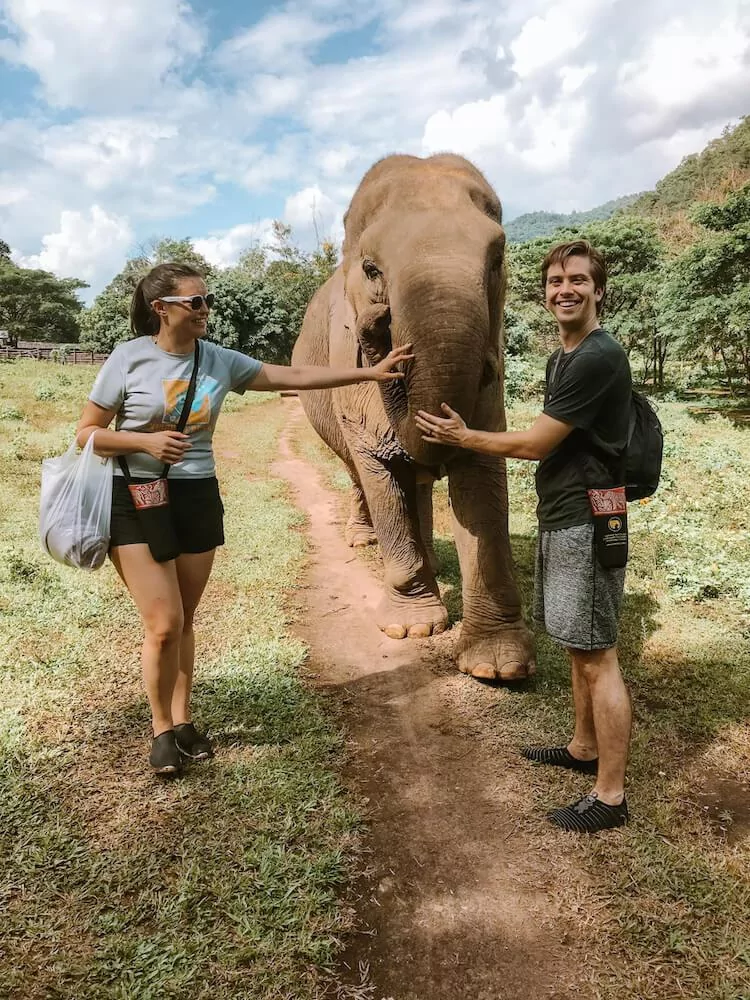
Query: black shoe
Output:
[[521, 745, 598, 775], [548, 792, 628, 832], [150, 730, 182, 776], [174, 722, 214, 761]]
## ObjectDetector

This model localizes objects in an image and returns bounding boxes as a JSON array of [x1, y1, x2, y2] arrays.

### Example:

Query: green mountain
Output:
[[630, 115, 750, 220], [504, 117, 750, 247], [504, 194, 642, 244]]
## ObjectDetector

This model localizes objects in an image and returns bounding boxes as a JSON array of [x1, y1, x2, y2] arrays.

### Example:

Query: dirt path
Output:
[[273, 401, 588, 1000]]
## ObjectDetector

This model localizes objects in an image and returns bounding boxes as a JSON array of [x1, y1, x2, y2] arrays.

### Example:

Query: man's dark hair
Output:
[[541, 239, 607, 315]]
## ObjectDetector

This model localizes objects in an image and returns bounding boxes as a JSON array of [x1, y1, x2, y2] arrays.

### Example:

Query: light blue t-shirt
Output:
[[89, 336, 263, 478]]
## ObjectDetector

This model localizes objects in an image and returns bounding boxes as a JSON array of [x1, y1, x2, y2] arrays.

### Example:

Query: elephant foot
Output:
[[456, 623, 536, 681], [377, 590, 449, 640], [346, 518, 378, 547]]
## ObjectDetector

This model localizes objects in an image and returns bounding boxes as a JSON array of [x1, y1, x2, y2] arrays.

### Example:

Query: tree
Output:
[[81, 228, 338, 362], [209, 226, 338, 363], [506, 216, 667, 385], [150, 237, 216, 277], [0, 239, 11, 262], [659, 184, 750, 393], [0, 261, 87, 346], [208, 269, 288, 360], [583, 217, 666, 386]]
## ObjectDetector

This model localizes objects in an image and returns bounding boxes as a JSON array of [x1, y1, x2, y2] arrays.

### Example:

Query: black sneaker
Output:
[[521, 745, 598, 775], [150, 730, 182, 776], [548, 792, 628, 832], [174, 722, 214, 761]]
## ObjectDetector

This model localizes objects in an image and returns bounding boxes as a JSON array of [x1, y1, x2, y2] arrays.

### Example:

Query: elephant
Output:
[[291, 153, 535, 680]]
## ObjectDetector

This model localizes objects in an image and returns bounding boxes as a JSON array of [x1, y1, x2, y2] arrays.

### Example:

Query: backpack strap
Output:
[[118, 340, 200, 483]]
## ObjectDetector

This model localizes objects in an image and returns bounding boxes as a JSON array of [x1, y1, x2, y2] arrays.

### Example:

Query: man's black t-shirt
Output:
[[535, 328, 632, 531]]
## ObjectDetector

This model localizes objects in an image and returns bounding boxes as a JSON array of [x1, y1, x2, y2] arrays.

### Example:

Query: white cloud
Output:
[[283, 185, 338, 234], [618, 14, 750, 134], [560, 64, 595, 95], [423, 96, 511, 157], [194, 221, 276, 269], [18, 206, 133, 288], [517, 94, 588, 171], [2, 0, 750, 296], [0, 0, 203, 110], [510, 7, 590, 77], [216, 9, 335, 73], [319, 144, 360, 177], [0, 181, 28, 207]]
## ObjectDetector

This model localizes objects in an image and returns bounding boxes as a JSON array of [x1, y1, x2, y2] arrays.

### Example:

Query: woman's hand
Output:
[[368, 344, 414, 381], [415, 404, 469, 447], [144, 431, 192, 464]]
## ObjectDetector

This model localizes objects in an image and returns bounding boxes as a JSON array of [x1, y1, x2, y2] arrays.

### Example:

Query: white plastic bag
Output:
[[39, 433, 113, 570]]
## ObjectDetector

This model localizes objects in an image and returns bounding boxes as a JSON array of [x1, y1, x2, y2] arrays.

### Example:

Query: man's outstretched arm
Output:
[[415, 404, 573, 461]]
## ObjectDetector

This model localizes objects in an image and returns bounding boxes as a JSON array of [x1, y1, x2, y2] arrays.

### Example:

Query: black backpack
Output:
[[624, 391, 663, 501]]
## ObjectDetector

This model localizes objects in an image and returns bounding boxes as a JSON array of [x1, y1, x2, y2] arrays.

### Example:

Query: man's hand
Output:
[[415, 404, 469, 446], [368, 344, 414, 381]]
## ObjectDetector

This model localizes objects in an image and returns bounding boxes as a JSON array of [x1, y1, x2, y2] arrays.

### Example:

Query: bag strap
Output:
[[118, 340, 201, 483]]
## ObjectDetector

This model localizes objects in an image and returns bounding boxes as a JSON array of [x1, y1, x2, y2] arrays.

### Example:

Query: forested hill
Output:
[[504, 194, 642, 243], [630, 115, 750, 220]]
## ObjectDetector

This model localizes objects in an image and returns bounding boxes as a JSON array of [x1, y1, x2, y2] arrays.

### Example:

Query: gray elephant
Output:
[[291, 153, 535, 680]]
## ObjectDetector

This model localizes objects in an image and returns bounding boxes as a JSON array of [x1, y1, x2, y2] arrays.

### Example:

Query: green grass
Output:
[[4, 358, 750, 999], [0, 360, 359, 999], [295, 390, 750, 1000]]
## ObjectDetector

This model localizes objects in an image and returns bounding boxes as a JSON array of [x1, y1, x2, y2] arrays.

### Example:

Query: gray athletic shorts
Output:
[[533, 523, 625, 651]]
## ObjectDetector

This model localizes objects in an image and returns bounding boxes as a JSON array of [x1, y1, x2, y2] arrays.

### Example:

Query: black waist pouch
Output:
[[120, 472, 179, 562], [587, 487, 628, 569]]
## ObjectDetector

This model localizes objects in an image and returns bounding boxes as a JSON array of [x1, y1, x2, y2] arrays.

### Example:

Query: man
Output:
[[415, 240, 632, 833]]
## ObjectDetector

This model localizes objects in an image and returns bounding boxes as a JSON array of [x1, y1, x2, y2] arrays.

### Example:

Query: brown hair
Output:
[[541, 239, 607, 315], [130, 262, 204, 337]]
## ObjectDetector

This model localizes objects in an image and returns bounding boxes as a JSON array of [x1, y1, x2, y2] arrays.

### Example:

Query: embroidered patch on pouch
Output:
[[587, 487, 627, 516], [128, 479, 169, 510]]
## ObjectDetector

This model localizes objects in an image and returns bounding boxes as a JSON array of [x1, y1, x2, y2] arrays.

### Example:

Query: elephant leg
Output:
[[350, 447, 448, 639], [346, 480, 377, 548], [416, 481, 439, 576], [448, 454, 535, 681]]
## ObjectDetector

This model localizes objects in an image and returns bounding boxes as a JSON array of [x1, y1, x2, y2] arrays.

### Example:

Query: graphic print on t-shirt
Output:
[[161, 373, 219, 431]]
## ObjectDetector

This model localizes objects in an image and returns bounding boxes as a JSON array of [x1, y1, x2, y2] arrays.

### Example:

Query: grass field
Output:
[[2, 358, 750, 999], [0, 360, 359, 1000], [297, 390, 750, 1000]]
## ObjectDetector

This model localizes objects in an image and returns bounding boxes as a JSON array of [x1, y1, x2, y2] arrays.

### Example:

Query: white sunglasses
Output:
[[156, 294, 215, 310]]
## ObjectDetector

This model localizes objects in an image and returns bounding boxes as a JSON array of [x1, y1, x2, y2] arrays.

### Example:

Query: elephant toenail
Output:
[[469, 662, 497, 679], [383, 624, 408, 639], [407, 624, 432, 638]]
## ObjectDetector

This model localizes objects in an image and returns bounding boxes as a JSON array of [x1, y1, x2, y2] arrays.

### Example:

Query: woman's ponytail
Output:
[[130, 277, 159, 337], [129, 263, 204, 338]]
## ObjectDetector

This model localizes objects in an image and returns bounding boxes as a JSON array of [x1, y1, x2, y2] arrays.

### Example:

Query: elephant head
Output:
[[341, 154, 506, 466]]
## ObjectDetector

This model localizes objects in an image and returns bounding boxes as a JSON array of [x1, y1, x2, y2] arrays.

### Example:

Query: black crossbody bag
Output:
[[117, 341, 200, 563], [549, 348, 629, 570]]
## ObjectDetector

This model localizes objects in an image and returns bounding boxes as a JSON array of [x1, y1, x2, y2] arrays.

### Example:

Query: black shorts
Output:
[[110, 475, 225, 554]]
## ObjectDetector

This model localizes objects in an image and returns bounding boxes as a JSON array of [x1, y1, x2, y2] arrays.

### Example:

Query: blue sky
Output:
[[1, 0, 748, 298]]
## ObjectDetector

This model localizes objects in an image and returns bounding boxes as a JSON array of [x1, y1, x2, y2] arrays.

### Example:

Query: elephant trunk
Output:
[[387, 262, 491, 465]]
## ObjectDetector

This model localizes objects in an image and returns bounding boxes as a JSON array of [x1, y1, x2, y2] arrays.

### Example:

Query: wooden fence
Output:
[[0, 346, 108, 364]]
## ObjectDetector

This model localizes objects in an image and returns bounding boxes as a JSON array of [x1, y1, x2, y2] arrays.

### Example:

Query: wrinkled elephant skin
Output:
[[292, 154, 535, 680]]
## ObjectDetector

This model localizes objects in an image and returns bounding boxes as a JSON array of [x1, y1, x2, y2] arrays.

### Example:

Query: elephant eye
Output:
[[362, 258, 381, 281]]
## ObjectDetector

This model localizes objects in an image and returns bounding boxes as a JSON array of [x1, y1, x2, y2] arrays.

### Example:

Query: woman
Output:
[[76, 262, 411, 777]]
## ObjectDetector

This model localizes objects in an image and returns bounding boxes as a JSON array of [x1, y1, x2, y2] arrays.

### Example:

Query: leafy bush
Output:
[[504, 356, 542, 403]]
